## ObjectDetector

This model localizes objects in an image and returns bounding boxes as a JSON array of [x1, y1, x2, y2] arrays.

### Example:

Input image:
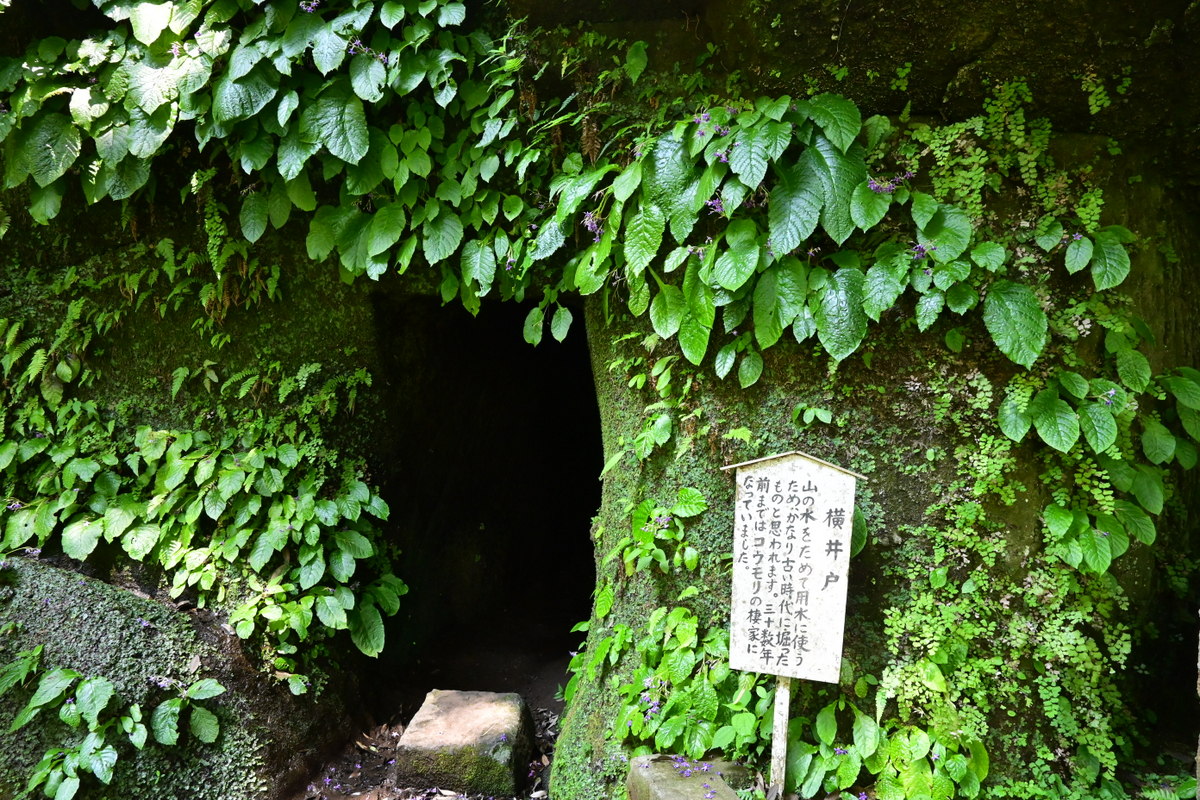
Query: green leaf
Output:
[[650, 284, 686, 339], [1034, 217, 1064, 251], [1078, 404, 1117, 454], [945, 283, 978, 314], [185, 678, 226, 701], [75, 677, 114, 729], [1064, 236, 1093, 274], [88, 744, 118, 784], [982, 280, 1047, 368], [805, 135, 866, 245], [970, 241, 1006, 272], [850, 180, 890, 230], [349, 603, 385, 657], [915, 291, 944, 332], [729, 126, 770, 189], [678, 313, 711, 365], [523, 306, 544, 346], [917, 204, 972, 262], [335, 529, 373, 559], [768, 159, 823, 254], [1163, 375, 1200, 409], [1090, 230, 1131, 291], [19, 114, 81, 188], [300, 84, 369, 163], [239, 192, 268, 244], [350, 54, 386, 102], [1057, 371, 1090, 399], [189, 705, 220, 744], [998, 394, 1032, 442], [1031, 393, 1080, 452], [1114, 500, 1156, 545], [1131, 465, 1164, 514], [62, 517, 104, 560], [602, 34, 642, 83], [460, 239, 496, 292], [1116, 348, 1151, 392], [813, 267, 867, 362], [122, 524, 161, 560], [311, 24, 348, 74], [613, 161, 642, 203], [805, 93, 862, 153], [738, 350, 764, 388], [672, 487, 708, 517], [437, 2, 466, 25], [128, 1, 172, 44], [422, 211, 463, 266], [551, 305, 573, 342], [918, 659, 947, 691], [1079, 527, 1113, 573], [863, 261, 905, 322], [530, 220, 565, 260], [151, 698, 182, 745], [815, 704, 837, 745], [713, 224, 761, 292], [624, 204, 665, 276], [212, 67, 277, 125], [1141, 417, 1176, 464], [911, 191, 938, 229]]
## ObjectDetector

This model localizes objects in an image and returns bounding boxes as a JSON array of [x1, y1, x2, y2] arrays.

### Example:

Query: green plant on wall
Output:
[[0, 0, 1196, 798]]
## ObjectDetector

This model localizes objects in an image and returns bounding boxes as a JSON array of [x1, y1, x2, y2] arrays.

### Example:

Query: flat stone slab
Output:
[[392, 689, 533, 796], [628, 754, 745, 800]]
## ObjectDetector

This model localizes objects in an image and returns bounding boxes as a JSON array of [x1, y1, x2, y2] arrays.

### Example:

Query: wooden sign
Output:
[[722, 451, 864, 794], [723, 450, 862, 683]]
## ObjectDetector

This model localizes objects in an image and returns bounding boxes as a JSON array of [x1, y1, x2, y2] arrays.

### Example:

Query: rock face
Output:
[[0, 558, 353, 800], [392, 689, 534, 796], [627, 755, 742, 800]]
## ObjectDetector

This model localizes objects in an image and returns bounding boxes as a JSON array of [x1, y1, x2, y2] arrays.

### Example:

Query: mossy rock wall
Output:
[[0, 558, 353, 800]]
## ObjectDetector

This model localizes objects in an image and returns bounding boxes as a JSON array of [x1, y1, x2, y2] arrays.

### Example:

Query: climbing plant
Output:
[[0, 1, 1196, 799]]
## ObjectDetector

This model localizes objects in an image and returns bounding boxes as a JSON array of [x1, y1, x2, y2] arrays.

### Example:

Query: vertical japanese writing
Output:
[[728, 453, 858, 683]]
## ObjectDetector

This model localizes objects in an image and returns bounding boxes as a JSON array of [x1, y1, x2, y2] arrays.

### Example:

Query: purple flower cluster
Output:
[[583, 210, 603, 243], [911, 242, 937, 260], [347, 37, 388, 65], [705, 196, 725, 216], [867, 171, 915, 194], [6, 500, 21, 511], [1101, 387, 1117, 406], [299, 0, 319, 11], [834, 746, 849, 755]]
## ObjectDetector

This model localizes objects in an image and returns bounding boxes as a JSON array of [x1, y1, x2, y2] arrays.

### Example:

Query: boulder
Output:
[[392, 689, 534, 796]]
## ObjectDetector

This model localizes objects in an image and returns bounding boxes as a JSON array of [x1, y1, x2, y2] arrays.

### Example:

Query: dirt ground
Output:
[[294, 630, 574, 800]]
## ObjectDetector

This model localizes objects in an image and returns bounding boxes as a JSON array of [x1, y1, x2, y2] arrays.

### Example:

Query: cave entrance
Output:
[[366, 294, 601, 720]]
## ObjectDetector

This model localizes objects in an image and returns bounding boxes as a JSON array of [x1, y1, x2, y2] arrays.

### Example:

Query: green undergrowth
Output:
[[0, 1, 1196, 799]]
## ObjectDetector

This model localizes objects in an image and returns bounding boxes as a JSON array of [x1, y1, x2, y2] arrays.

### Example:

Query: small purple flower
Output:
[[500, 733, 508, 742], [858, 793, 869, 800], [299, 0, 319, 11], [699, 763, 711, 772], [911, 242, 936, 260], [1072, 232, 1084, 241], [6, 501, 21, 511], [705, 196, 725, 216], [834, 746, 849, 755], [169, 42, 182, 57], [583, 210, 604, 242], [716, 150, 729, 163]]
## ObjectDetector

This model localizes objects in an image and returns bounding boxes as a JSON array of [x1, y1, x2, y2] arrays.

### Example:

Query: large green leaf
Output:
[[916, 204, 972, 262], [188, 705, 220, 744], [239, 191, 268, 243], [982, 280, 1047, 368], [212, 66, 277, 125], [1141, 417, 1176, 464], [712, 219, 761, 291], [128, 1, 173, 44], [151, 698, 181, 745], [1078, 403, 1117, 454], [805, 134, 866, 245], [804, 93, 862, 153], [915, 291, 944, 332], [62, 517, 104, 561], [349, 602, 385, 657], [768, 158, 823, 254], [997, 394, 1032, 442], [738, 350, 764, 388], [862, 259, 905, 321], [813, 267, 867, 362], [18, 114, 81, 188], [1089, 230, 1131, 291], [1064, 236, 1093, 274], [752, 268, 783, 348], [1031, 394, 1080, 453], [649, 284, 686, 339], [299, 83, 368, 163], [850, 180, 890, 230], [422, 211, 463, 266], [678, 312, 711, 365], [729, 125, 770, 189], [1115, 348, 1151, 392], [460, 239, 496, 293], [644, 135, 692, 219], [624, 203, 666, 276]]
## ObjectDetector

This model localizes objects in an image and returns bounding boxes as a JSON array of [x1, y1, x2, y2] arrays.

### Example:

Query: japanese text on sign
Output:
[[724, 451, 860, 683]]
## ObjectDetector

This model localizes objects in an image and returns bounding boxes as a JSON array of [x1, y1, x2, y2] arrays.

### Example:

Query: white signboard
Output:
[[723, 451, 861, 684]]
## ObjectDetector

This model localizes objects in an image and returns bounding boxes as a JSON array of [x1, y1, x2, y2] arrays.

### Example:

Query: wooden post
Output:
[[770, 675, 791, 796]]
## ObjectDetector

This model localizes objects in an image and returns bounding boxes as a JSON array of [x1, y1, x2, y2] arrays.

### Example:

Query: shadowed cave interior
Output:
[[361, 294, 602, 721]]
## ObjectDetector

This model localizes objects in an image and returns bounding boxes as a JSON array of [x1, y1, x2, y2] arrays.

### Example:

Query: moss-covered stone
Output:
[[0, 557, 353, 800]]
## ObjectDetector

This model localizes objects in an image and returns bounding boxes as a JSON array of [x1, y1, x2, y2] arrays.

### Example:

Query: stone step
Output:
[[391, 689, 534, 797], [627, 754, 748, 800]]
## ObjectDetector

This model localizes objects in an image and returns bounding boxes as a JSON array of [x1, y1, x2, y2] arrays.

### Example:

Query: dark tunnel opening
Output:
[[361, 293, 602, 720]]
